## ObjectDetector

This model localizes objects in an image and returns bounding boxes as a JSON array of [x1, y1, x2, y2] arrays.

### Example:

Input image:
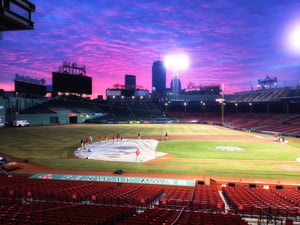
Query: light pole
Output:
[[184, 102, 187, 118], [249, 102, 252, 113], [200, 101, 206, 113], [235, 103, 238, 113], [165, 102, 168, 115]]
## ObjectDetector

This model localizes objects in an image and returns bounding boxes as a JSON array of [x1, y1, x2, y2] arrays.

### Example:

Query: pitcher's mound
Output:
[[75, 139, 166, 163]]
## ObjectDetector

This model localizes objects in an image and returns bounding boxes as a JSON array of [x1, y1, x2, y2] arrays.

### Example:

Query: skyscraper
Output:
[[152, 60, 166, 98], [125, 74, 136, 89]]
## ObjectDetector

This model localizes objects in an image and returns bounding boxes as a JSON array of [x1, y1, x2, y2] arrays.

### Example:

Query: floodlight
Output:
[[164, 53, 189, 71], [288, 24, 300, 51], [286, 22, 300, 54]]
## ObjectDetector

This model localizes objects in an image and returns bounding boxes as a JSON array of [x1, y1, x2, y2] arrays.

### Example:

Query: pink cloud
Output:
[[1, 0, 300, 98]]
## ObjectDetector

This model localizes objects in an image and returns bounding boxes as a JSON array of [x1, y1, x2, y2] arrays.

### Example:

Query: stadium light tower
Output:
[[164, 53, 189, 93], [184, 101, 187, 117], [235, 103, 238, 113], [164, 102, 168, 115]]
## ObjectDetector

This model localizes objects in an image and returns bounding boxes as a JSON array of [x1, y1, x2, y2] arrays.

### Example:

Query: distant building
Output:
[[106, 88, 149, 100], [152, 60, 166, 98], [125, 74, 136, 89], [170, 77, 181, 93]]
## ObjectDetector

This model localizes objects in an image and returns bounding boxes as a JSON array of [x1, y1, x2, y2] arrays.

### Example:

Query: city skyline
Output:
[[1, 0, 300, 98]]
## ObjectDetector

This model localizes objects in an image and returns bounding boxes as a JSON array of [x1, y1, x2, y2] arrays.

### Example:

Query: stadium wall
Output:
[[15, 113, 70, 126], [15, 113, 108, 126]]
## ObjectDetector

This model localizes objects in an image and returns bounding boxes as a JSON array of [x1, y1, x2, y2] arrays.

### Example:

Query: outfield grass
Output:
[[158, 140, 299, 160], [0, 124, 300, 180]]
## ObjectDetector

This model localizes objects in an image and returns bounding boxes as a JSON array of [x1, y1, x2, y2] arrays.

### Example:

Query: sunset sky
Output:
[[1, 0, 300, 98]]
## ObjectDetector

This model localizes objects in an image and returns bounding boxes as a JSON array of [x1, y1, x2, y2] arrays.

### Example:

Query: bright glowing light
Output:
[[289, 25, 300, 50], [164, 53, 189, 71], [286, 22, 300, 54]]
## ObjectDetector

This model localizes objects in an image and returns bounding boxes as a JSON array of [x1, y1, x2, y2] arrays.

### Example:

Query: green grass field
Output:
[[1, 124, 300, 181]]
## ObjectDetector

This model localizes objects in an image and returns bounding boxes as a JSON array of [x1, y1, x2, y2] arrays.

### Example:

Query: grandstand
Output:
[[162, 86, 300, 137], [1, 174, 300, 224], [228, 87, 297, 103], [103, 98, 166, 122], [1, 84, 299, 136], [5, 95, 168, 125]]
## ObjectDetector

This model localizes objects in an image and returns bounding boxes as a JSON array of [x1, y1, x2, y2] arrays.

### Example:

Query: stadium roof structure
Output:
[[0, 0, 35, 31], [230, 86, 300, 103]]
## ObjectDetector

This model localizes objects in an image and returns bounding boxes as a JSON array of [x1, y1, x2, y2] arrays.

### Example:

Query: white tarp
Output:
[[75, 138, 166, 163]]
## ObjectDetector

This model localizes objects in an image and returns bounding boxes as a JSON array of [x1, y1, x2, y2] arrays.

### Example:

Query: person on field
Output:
[[136, 149, 141, 161], [80, 138, 84, 148], [273, 134, 279, 142], [85, 137, 90, 147], [160, 132, 164, 140], [165, 132, 168, 140]]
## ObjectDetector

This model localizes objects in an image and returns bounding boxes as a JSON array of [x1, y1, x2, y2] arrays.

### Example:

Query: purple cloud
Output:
[[1, 0, 300, 97]]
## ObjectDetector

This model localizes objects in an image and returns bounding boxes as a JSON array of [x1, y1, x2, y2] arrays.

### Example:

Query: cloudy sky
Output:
[[1, 0, 300, 98]]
